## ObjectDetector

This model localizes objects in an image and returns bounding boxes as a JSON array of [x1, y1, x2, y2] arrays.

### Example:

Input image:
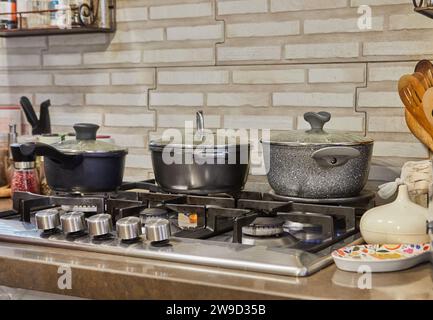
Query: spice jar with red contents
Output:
[[10, 143, 40, 195]]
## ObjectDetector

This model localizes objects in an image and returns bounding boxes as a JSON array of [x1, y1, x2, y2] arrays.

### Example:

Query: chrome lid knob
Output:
[[60, 212, 86, 234], [86, 213, 113, 237], [35, 209, 60, 231], [116, 216, 142, 241], [145, 218, 171, 242]]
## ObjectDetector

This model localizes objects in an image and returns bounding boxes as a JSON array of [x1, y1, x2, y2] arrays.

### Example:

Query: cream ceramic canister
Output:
[[360, 185, 430, 244]]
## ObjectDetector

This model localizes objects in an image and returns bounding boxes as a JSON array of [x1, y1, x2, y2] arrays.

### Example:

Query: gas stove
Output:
[[0, 180, 375, 277]]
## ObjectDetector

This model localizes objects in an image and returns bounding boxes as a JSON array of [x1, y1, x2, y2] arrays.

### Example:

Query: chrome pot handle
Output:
[[304, 111, 331, 133], [196, 111, 205, 136], [311, 146, 360, 168]]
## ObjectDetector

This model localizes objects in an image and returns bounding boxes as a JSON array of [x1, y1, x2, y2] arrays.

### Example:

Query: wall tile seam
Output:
[[353, 61, 369, 136]]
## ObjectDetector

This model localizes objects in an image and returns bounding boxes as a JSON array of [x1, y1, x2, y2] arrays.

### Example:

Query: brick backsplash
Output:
[[0, 0, 430, 181]]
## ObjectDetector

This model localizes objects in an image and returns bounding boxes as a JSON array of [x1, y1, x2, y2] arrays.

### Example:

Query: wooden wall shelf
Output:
[[0, 0, 116, 37], [414, 6, 433, 19]]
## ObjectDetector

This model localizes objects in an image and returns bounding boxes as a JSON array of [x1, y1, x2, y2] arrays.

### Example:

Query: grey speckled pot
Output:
[[262, 142, 373, 199]]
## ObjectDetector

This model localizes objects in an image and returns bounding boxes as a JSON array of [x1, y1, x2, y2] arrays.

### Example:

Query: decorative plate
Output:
[[332, 243, 432, 273]]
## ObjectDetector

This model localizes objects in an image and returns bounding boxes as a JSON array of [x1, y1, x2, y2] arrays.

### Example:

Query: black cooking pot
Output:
[[18, 123, 128, 193]]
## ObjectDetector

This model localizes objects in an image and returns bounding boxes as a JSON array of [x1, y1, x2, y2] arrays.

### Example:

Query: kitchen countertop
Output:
[[0, 198, 432, 300]]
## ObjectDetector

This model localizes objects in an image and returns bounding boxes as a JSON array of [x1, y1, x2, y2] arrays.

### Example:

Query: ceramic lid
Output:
[[261, 112, 373, 146], [360, 185, 430, 236], [51, 123, 127, 155]]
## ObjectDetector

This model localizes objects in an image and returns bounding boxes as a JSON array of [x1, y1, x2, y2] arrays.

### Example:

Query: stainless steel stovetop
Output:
[[0, 180, 374, 277]]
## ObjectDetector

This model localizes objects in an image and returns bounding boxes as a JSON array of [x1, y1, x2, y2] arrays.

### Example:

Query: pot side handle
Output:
[[20, 142, 83, 169], [311, 146, 360, 168]]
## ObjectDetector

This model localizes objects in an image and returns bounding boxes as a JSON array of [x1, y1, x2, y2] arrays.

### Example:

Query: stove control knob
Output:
[[116, 216, 142, 241], [86, 214, 113, 237], [145, 218, 171, 243], [35, 209, 60, 231], [61, 212, 86, 234]]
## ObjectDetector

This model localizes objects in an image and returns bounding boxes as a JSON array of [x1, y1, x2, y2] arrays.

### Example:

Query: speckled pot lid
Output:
[[261, 112, 373, 146]]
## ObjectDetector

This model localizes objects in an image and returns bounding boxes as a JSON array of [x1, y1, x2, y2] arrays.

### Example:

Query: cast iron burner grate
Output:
[[6, 179, 372, 253]]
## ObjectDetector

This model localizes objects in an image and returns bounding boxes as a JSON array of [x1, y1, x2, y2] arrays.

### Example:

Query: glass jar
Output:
[[10, 143, 40, 195], [11, 161, 40, 195]]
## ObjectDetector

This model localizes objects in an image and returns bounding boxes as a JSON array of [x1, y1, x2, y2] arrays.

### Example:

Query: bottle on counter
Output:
[[10, 143, 40, 195], [0, 0, 18, 29]]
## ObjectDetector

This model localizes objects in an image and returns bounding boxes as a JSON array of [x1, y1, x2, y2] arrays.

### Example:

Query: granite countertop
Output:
[[0, 197, 432, 300]]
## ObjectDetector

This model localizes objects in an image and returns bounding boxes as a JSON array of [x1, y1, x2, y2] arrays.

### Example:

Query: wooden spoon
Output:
[[413, 72, 430, 91], [405, 109, 433, 152], [415, 60, 433, 88], [398, 74, 433, 137], [422, 87, 433, 127]]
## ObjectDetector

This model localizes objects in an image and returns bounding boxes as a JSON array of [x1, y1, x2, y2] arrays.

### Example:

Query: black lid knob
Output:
[[74, 123, 99, 141], [10, 143, 36, 162]]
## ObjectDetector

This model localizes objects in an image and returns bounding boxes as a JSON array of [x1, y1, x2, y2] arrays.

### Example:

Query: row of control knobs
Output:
[[35, 210, 170, 242]]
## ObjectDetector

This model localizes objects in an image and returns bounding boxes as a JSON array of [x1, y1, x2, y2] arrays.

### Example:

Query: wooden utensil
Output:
[[422, 87, 433, 127], [405, 109, 433, 152], [413, 72, 430, 91], [415, 60, 433, 88], [0, 185, 11, 198], [398, 74, 433, 137]]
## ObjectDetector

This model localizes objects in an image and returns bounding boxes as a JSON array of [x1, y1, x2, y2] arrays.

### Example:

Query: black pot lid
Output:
[[261, 112, 373, 146], [52, 123, 127, 154], [149, 111, 250, 150]]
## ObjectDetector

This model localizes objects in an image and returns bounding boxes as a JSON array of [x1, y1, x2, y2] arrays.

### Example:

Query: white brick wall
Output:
[[167, 24, 223, 41], [43, 54, 82, 67], [125, 154, 153, 169], [305, 17, 384, 34], [142, 48, 214, 64], [373, 141, 428, 158], [0, 54, 40, 67], [368, 65, 414, 82], [308, 67, 365, 83], [285, 43, 359, 59], [271, 0, 347, 12], [358, 92, 401, 108], [0, 1, 426, 177], [207, 92, 269, 107], [368, 116, 409, 133], [158, 114, 221, 128], [83, 51, 142, 65], [0, 93, 32, 104], [105, 113, 155, 127], [111, 70, 155, 86], [108, 134, 146, 148], [55, 73, 110, 86], [224, 115, 293, 130], [232, 69, 305, 84], [389, 14, 433, 30], [364, 41, 433, 56], [217, 0, 268, 15], [150, 92, 204, 106], [273, 92, 354, 108], [112, 29, 164, 44], [0, 73, 52, 86], [150, 3, 212, 20], [227, 21, 300, 38], [51, 112, 103, 126], [117, 7, 148, 22], [218, 46, 281, 61], [158, 70, 229, 85], [48, 34, 107, 46], [86, 93, 148, 107], [36, 93, 84, 106]]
